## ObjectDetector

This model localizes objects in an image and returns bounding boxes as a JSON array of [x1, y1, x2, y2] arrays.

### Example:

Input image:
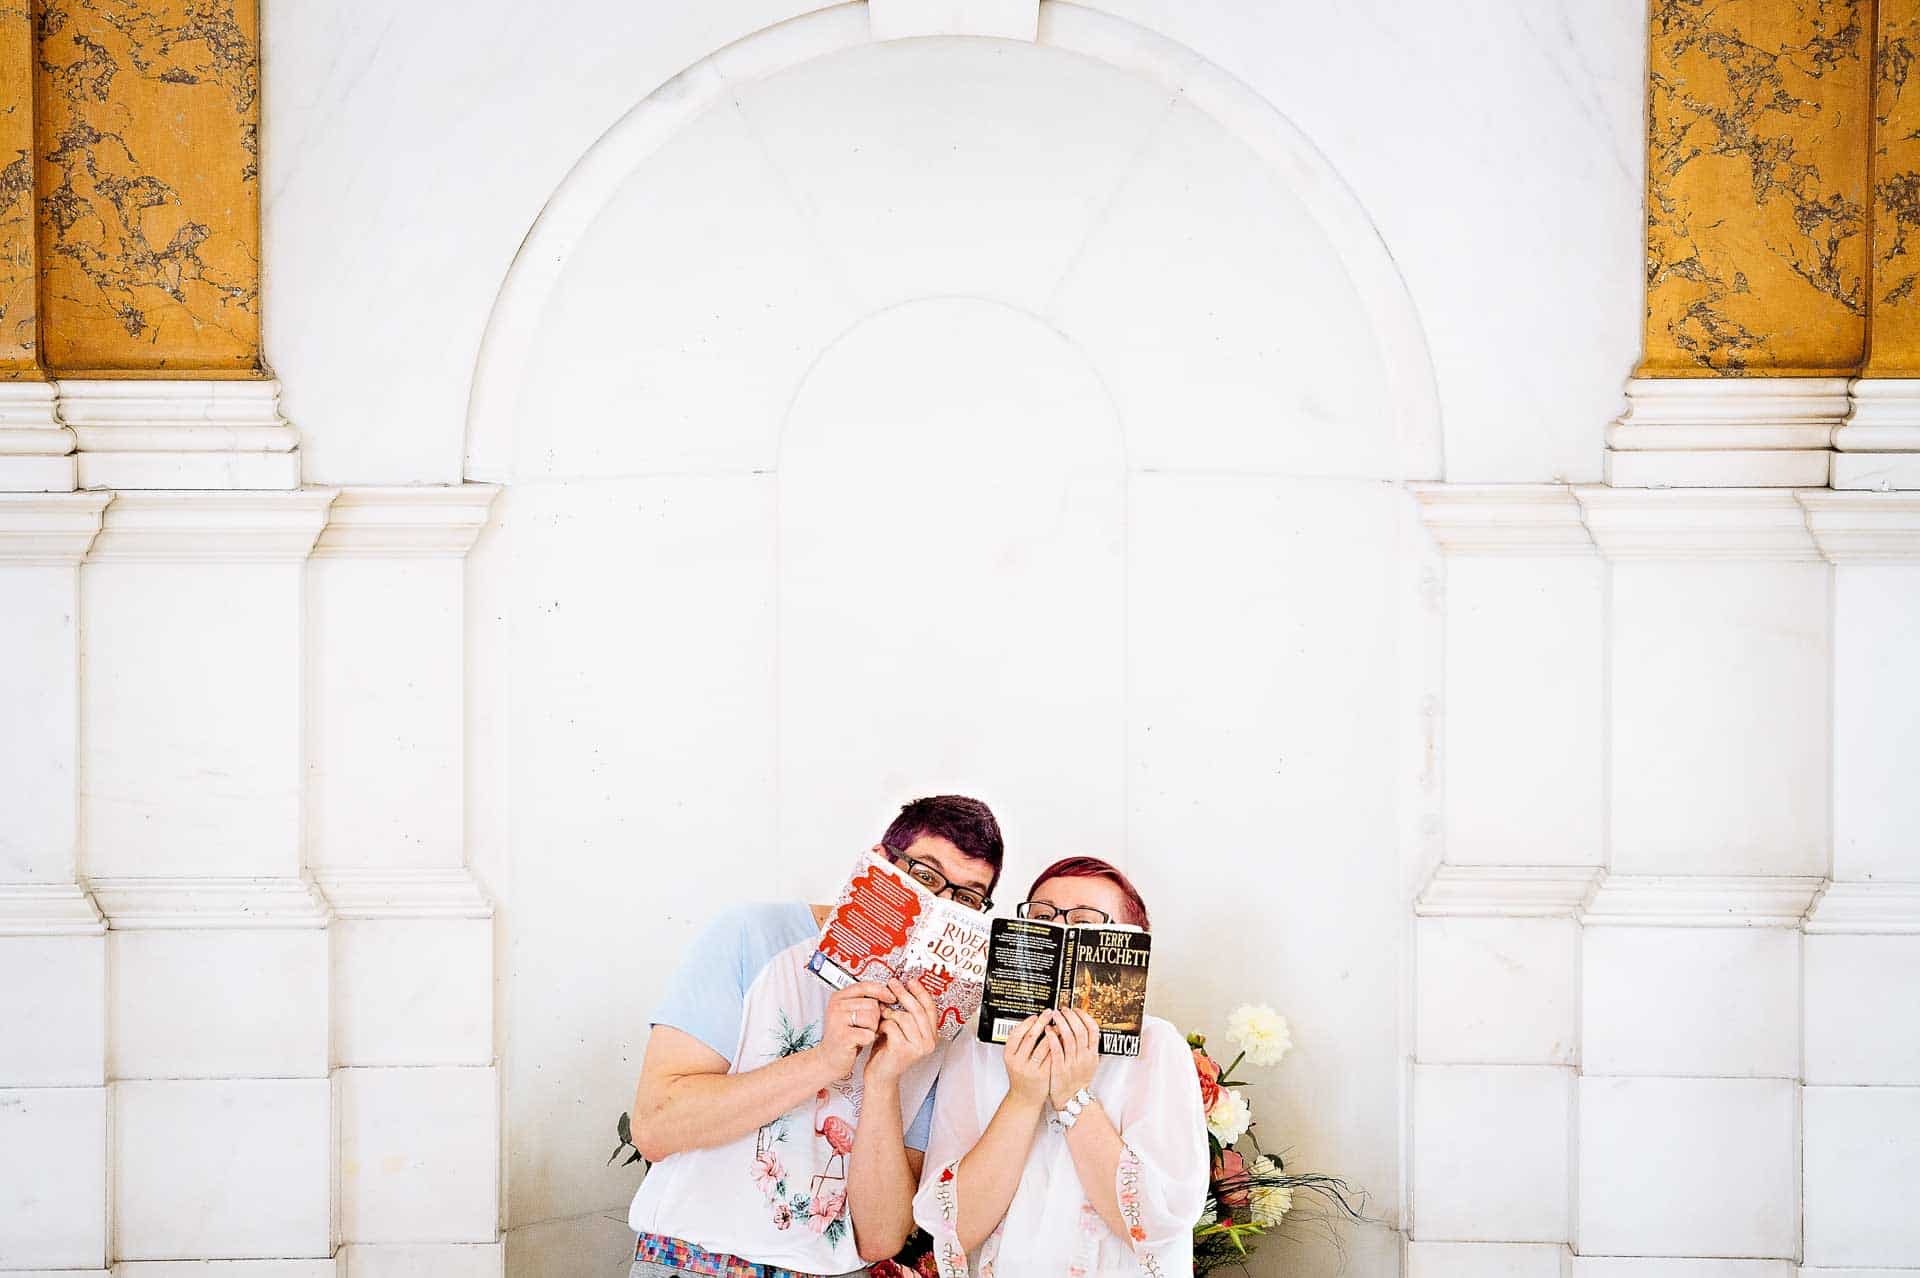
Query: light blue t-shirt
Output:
[[647, 901, 935, 1150], [630, 902, 942, 1269]]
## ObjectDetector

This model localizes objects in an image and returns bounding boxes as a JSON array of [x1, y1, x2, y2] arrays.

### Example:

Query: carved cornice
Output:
[[1797, 490, 1920, 562], [1804, 881, 1920, 934], [313, 867, 493, 920], [1408, 485, 1594, 556], [312, 486, 500, 560], [88, 876, 331, 930], [0, 882, 105, 936], [1415, 866, 1603, 917], [1834, 379, 1920, 452], [1413, 484, 1873, 561], [60, 381, 301, 491], [1608, 378, 1849, 451], [1581, 875, 1826, 928], [86, 490, 336, 562], [1415, 865, 1834, 929], [0, 380, 64, 430], [0, 491, 111, 563], [57, 379, 294, 437], [1573, 488, 1821, 561]]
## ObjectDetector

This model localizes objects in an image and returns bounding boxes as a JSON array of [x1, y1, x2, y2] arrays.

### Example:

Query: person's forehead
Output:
[[902, 834, 993, 884], [1034, 874, 1122, 902]]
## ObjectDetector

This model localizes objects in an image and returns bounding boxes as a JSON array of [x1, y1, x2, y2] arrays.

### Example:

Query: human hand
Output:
[[1002, 1015, 1054, 1109], [866, 977, 938, 1086], [819, 981, 890, 1079], [1046, 1009, 1099, 1109]]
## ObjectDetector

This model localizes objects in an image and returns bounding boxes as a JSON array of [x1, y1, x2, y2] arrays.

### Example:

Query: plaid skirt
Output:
[[628, 1231, 869, 1278]]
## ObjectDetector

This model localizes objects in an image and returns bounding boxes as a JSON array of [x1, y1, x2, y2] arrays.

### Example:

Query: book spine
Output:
[[1055, 924, 1076, 1011]]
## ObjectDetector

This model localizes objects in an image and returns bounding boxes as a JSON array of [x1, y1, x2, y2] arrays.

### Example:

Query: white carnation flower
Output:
[[1248, 1156, 1292, 1224], [1225, 1003, 1292, 1067], [1205, 1086, 1252, 1146]]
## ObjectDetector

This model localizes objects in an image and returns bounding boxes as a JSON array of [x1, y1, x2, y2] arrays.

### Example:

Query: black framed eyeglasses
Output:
[[882, 846, 993, 912], [1017, 900, 1112, 926]]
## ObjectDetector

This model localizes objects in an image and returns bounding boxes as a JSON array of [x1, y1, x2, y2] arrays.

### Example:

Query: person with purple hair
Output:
[[625, 796, 1006, 1276]]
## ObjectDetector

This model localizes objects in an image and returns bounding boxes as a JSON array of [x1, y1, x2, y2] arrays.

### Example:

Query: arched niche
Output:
[[466, 3, 1440, 484], [463, 7, 1434, 1271]]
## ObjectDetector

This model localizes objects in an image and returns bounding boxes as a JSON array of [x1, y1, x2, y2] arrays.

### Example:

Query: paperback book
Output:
[[806, 850, 990, 1040], [977, 917, 1153, 1056]]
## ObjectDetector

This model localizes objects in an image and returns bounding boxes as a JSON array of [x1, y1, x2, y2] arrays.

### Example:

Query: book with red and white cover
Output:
[[806, 850, 990, 1040]]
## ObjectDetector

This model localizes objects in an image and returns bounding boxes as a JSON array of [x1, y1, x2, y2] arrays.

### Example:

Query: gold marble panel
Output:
[[1867, 0, 1920, 374], [35, 0, 262, 377], [1, 0, 40, 379], [1642, 0, 1870, 377]]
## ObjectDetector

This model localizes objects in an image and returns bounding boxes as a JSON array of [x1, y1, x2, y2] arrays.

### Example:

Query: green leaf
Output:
[[618, 1112, 632, 1143]]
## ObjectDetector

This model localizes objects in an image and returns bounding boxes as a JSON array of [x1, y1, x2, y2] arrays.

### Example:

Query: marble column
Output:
[[0, 492, 110, 1271], [1407, 487, 1597, 1273], [82, 491, 336, 1267], [1796, 493, 1920, 1271], [1613, 0, 1871, 486], [308, 487, 503, 1276], [34, 0, 298, 487]]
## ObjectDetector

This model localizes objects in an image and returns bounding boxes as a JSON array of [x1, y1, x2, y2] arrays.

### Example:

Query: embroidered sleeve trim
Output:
[[931, 1160, 970, 1278], [1115, 1144, 1165, 1277]]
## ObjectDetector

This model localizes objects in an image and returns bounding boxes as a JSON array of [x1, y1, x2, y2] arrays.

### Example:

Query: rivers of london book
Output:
[[806, 851, 990, 1041], [977, 918, 1153, 1057]]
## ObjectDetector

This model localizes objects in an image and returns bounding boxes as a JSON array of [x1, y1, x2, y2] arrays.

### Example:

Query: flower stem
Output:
[[1219, 1050, 1246, 1083]]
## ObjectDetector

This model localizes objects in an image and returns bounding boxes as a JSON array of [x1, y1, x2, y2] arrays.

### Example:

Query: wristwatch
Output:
[[1055, 1087, 1096, 1130]]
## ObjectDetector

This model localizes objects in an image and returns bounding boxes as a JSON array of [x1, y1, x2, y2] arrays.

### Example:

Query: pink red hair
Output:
[[1027, 856, 1151, 930]]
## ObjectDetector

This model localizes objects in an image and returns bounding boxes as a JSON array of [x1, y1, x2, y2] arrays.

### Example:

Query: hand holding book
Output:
[[807, 850, 991, 1041], [818, 980, 892, 1078], [1044, 1007, 1101, 1104], [867, 977, 941, 1083]]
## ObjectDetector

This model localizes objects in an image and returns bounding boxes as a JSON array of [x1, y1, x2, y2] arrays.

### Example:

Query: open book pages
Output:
[[806, 850, 990, 1040]]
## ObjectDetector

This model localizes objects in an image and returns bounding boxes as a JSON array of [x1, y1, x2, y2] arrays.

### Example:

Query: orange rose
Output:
[[1193, 1048, 1223, 1111]]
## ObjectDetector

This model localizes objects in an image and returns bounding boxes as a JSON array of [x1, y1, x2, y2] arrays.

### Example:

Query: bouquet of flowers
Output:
[[1190, 1004, 1366, 1275]]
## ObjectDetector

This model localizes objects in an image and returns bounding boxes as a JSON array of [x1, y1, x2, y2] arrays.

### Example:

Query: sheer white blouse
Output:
[[911, 1016, 1208, 1277]]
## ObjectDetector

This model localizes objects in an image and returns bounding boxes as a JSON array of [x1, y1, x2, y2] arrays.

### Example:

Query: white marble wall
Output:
[[5, 1, 1916, 1276], [1412, 488, 1920, 1277], [0, 490, 500, 1278]]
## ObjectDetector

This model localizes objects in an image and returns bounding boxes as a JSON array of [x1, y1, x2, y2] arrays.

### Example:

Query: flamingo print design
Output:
[[745, 1012, 856, 1246], [811, 1086, 857, 1197]]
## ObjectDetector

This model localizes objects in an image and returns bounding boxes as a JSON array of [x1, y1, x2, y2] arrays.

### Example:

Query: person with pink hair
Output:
[[912, 857, 1208, 1276]]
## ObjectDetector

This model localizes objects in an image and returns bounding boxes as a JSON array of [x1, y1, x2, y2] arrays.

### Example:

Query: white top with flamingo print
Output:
[[628, 902, 940, 1271], [911, 1016, 1208, 1278]]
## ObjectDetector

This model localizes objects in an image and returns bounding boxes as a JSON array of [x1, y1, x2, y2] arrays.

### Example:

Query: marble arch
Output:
[[462, 0, 1443, 481]]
